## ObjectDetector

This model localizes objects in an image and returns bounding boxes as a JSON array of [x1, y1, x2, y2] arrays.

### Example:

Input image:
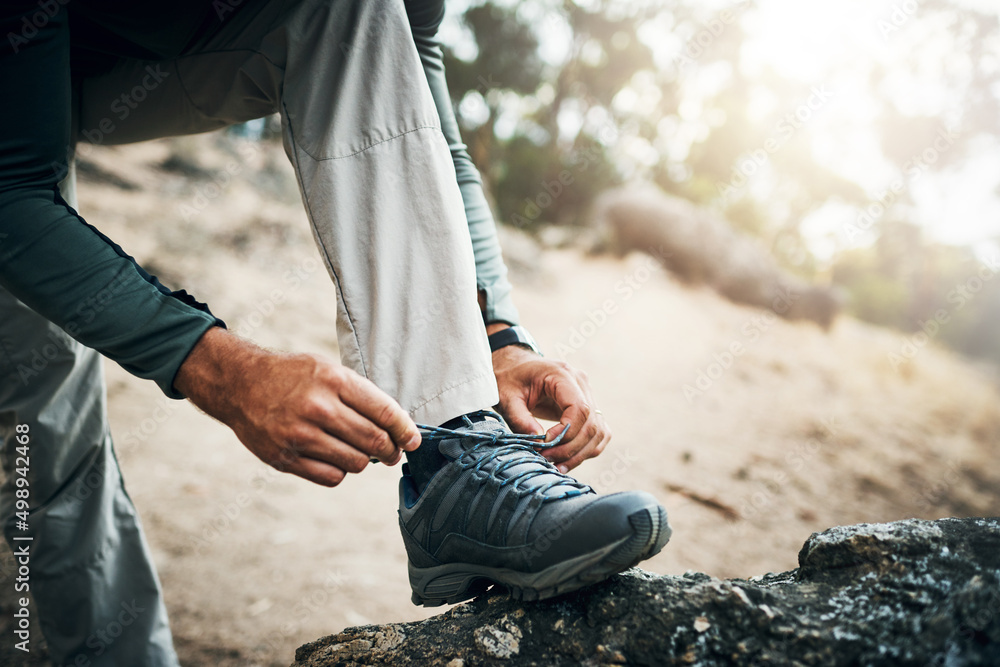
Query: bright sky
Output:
[[742, 0, 1000, 253]]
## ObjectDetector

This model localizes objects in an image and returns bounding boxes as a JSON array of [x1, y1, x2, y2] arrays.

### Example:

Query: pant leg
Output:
[[278, 0, 499, 425], [78, 0, 500, 426], [0, 7, 177, 663], [0, 288, 178, 667]]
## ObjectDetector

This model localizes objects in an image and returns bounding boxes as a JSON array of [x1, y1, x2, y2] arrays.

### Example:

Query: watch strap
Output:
[[488, 325, 542, 356]]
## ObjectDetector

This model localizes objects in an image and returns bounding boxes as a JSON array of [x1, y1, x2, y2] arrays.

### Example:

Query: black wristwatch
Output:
[[488, 325, 542, 356]]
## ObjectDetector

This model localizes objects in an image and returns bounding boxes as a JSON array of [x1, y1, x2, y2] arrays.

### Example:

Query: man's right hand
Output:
[[173, 327, 421, 486]]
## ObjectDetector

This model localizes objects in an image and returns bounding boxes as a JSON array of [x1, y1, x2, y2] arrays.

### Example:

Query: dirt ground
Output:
[[3, 134, 999, 666]]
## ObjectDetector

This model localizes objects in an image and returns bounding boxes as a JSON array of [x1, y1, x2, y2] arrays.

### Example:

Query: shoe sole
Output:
[[409, 504, 671, 607]]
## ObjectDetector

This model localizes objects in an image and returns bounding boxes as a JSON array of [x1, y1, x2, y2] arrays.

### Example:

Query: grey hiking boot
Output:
[[398, 411, 671, 606]]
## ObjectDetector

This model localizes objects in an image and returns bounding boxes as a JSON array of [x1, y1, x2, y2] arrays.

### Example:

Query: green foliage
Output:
[[444, 4, 543, 99], [444, 0, 654, 226], [497, 133, 620, 229]]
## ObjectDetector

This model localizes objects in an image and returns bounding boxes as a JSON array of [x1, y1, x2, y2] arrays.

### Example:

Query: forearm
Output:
[[173, 326, 258, 419], [0, 188, 224, 398]]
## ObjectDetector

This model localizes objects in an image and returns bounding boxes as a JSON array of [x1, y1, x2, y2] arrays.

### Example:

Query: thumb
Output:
[[502, 395, 544, 436], [545, 418, 571, 444]]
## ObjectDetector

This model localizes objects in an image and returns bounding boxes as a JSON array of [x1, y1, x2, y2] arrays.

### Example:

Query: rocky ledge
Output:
[[292, 518, 1000, 666]]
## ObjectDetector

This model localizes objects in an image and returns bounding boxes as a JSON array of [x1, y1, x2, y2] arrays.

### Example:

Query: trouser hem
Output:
[[409, 370, 499, 427]]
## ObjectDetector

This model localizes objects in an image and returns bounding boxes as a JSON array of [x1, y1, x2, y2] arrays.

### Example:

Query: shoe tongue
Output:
[[438, 416, 581, 498]]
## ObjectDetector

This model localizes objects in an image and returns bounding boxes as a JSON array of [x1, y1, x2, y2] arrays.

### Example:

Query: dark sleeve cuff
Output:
[[0, 187, 227, 399]]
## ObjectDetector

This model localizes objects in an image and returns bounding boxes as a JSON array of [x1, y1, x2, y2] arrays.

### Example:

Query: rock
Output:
[[291, 518, 1000, 666]]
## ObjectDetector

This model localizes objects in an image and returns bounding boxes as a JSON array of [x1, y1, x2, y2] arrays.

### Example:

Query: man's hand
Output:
[[174, 327, 421, 487], [490, 334, 610, 472]]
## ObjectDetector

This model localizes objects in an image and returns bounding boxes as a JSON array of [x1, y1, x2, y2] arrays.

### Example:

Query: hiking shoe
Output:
[[398, 411, 671, 606]]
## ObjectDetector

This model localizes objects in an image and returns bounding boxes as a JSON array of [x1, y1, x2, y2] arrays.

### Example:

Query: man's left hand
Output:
[[491, 343, 610, 472]]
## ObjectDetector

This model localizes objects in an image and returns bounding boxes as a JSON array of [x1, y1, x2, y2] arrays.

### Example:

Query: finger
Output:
[[533, 369, 600, 427], [382, 448, 403, 466], [543, 398, 590, 447], [544, 408, 610, 467], [533, 371, 593, 466], [336, 372, 421, 451], [559, 429, 611, 472], [287, 456, 347, 487], [595, 429, 611, 456], [309, 401, 399, 463], [543, 375, 590, 443], [291, 426, 372, 474], [544, 419, 601, 469], [501, 393, 545, 436]]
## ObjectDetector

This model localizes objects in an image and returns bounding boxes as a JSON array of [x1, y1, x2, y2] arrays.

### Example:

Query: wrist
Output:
[[491, 346, 537, 382], [174, 327, 263, 417], [488, 325, 542, 375]]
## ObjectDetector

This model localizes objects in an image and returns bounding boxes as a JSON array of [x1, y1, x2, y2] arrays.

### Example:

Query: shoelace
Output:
[[415, 417, 592, 501]]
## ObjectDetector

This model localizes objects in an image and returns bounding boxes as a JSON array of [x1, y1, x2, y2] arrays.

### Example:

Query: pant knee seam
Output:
[[294, 124, 444, 163]]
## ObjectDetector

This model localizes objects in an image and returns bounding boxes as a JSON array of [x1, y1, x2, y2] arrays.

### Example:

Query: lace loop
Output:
[[416, 416, 569, 446], [415, 419, 591, 501]]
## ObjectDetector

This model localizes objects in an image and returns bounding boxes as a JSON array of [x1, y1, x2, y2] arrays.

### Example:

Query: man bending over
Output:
[[0, 0, 670, 663]]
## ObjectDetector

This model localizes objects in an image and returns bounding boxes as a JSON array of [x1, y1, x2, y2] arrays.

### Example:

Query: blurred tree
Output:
[[443, 0, 659, 228], [440, 0, 1000, 365]]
